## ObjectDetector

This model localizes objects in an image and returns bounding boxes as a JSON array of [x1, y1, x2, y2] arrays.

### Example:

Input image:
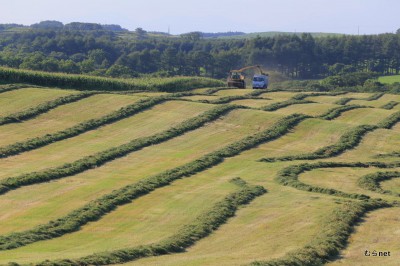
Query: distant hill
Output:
[[200, 31, 246, 38], [178, 31, 344, 39], [0, 21, 128, 32], [217, 31, 345, 39], [0, 21, 345, 39]]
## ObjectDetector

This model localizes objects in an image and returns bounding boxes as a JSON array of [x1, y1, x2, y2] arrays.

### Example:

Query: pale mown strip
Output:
[[0, 88, 76, 117]]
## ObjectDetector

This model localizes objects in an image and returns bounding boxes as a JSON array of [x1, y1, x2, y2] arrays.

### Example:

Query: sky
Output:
[[0, 0, 399, 35]]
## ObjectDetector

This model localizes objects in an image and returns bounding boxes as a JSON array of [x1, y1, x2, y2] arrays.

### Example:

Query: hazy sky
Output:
[[0, 0, 399, 34]]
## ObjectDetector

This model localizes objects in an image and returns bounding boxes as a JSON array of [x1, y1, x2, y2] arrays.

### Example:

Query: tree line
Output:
[[0, 23, 400, 79]]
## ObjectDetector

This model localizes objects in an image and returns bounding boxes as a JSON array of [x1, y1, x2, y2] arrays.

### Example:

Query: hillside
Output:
[[0, 82, 399, 265], [216, 31, 344, 39], [1, 21, 399, 80]]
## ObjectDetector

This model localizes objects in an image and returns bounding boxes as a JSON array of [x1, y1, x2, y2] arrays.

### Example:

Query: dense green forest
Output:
[[0, 21, 400, 79]]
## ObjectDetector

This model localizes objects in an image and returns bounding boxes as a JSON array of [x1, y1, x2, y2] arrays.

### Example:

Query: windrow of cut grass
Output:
[[298, 167, 400, 202], [358, 171, 400, 197], [334, 97, 355, 105], [375, 151, 400, 158], [0, 92, 95, 126], [260, 91, 349, 112], [261, 99, 314, 111], [334, 92, 385, 106], [364, 92, 386, 101], [179, 88, 272, 105], [0, 95, 174, 158], [0, 84, 32, 94], [251, 199, 391, 266], [328, 207, 400, 266], [226, 92, 345, 110], [273, 102, 338, 117], [198, 95, 265, 104], [0, 104, 239, 194], [260, 110, 400, 162], [380, 101, 399, 109], [0, 88, 76, 117], [274, 160, 400, 200], [376, 111, 400, 128], [181, 89, 324, 109], [0, 67, 224, 92], [317, 105, 366, 120], [333, 108, 398, 126], [222, 90, 347, 111], [0, 113, 306, 250], [291, 91, 347, 100], [32, 178, 265, 266], [260, 125, 377, 162], [350, 93, 400, 108]]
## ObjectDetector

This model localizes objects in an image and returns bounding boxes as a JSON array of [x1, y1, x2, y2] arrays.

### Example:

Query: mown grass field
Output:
[[0, 83, 399, 265]]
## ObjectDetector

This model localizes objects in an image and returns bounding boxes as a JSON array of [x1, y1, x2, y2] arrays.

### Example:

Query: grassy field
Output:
[[0, 85, 399, 265], [378, 75, 400, 84]]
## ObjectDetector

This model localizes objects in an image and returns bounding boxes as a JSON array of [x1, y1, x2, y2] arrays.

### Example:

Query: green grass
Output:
[[0, 87, 76, 116], [0, 88, 400, 265], [378, 75, 400, 84]]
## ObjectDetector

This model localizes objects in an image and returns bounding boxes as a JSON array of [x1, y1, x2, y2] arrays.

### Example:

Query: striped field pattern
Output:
[[0, 84, 399, 265]]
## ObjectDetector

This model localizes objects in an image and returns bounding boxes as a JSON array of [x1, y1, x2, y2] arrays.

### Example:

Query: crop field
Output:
[[0, 83, 399, 265]]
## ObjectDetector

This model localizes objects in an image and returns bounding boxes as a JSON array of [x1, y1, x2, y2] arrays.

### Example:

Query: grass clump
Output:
[[358, 171, 400, 197], [380, 101, 399, 110]]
